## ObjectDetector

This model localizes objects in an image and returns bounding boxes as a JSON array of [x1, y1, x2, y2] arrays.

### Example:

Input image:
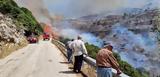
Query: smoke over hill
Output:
[[14, 0, 159, 19], [14, 0, 54, 23], [61, 8, 160, 76]]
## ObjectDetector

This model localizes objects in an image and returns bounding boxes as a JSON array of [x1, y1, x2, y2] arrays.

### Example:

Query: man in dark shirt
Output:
[[96, 45, 121, 77]]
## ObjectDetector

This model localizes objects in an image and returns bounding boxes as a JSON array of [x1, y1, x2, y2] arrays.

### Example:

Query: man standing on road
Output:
[[96, 45, 121, 77], [67, 39, 74, 63], [72, 36, 88, 73], [66, 39, 72, 63]]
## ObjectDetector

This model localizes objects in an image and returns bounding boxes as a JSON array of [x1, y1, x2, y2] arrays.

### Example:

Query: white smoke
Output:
[[15, 0, 160, 20], [56, 21, 103, 47], [14, 0, 54, 23], [104, 23, 160, 74], [43, 0, 158, 18]]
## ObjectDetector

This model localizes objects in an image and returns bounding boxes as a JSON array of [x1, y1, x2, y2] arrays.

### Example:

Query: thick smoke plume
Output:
[[42, 0, 157, 18], [14, 0, 54, 23], [104, 23, 160, 75], [55, 21, 103, 47], [15, 0, 159, 19], [60, 28, 103, 47]]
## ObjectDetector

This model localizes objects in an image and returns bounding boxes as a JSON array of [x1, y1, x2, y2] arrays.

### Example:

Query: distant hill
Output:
[[64, 8, 160, 76]]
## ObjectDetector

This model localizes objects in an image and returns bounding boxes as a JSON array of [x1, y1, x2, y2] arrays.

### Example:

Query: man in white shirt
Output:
[[72, 36, 88, 73]]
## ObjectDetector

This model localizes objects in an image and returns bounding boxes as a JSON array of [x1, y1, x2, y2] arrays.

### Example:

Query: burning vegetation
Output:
[[40, 23, 60, 40], [57, 8, 160, 77]]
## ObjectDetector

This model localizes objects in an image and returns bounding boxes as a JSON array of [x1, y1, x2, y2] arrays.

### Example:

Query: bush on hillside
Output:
[[85, 43, 100, 59], [0, 0, 43, 35]]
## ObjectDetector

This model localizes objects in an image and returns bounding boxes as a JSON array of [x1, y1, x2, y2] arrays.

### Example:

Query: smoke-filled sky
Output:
[[14, 0, 54, 23], [44, 0, 150, 18], [15, 0, 159, 20]]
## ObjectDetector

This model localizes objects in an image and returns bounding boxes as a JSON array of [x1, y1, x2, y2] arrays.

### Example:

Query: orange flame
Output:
[[43, 24, 59, 40]]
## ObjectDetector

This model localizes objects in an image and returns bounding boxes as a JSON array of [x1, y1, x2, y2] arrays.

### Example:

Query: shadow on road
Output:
[[59, 61, 69, 64], [68, 67, 74, 69], [59, 70, 76, 74]]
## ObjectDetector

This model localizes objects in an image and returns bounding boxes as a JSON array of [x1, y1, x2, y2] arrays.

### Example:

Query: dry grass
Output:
[[81, 63, 97, 77], [0, 39, 28, 59]]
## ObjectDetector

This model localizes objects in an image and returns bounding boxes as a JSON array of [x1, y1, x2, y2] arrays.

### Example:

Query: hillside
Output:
[[63, 8, 160, 76], [0, 0, 43, 58], [0, 0, 43, 35], [69, 9, 159, 34]]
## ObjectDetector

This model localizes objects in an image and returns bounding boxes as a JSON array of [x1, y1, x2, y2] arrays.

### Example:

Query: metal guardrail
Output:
[[52, 40, 68, 57], [52, 40, 129, 77], [84, 56, 129, 77]]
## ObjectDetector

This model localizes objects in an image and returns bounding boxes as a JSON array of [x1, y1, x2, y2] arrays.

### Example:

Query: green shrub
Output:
[[85, 43, 100, 59], [0, 0, 43, 35]]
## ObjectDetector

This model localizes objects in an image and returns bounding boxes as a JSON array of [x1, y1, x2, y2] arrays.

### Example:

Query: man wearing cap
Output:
[[96, 45, 121, 77]]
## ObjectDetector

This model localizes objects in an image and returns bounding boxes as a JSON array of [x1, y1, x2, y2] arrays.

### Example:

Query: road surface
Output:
[[0, 40, 82, 77]]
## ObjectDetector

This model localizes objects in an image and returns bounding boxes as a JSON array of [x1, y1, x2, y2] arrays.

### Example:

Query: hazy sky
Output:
[[43, 0, 154, 18], [15, 0, 159, 21]]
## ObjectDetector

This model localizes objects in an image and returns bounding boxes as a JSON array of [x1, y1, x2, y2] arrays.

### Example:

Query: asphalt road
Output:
[[0, 40, 81, 77]]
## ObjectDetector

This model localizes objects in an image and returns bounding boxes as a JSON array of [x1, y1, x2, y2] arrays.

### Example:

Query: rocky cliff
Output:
[[0, 13, 27, 58]]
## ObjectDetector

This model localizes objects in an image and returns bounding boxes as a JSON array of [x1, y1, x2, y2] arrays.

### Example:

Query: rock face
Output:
[[0, 13, 27, 58]]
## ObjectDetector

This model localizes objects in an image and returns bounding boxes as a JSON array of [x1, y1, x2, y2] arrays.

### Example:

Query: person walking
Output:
[[96, 45, 121, 77], [68, 39, 74, 63], [66, 39, 74, 63], [72, 36, 88, 73]]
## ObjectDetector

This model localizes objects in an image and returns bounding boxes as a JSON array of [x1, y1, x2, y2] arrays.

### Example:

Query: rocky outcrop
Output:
[[0, 13, 27, 58]]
